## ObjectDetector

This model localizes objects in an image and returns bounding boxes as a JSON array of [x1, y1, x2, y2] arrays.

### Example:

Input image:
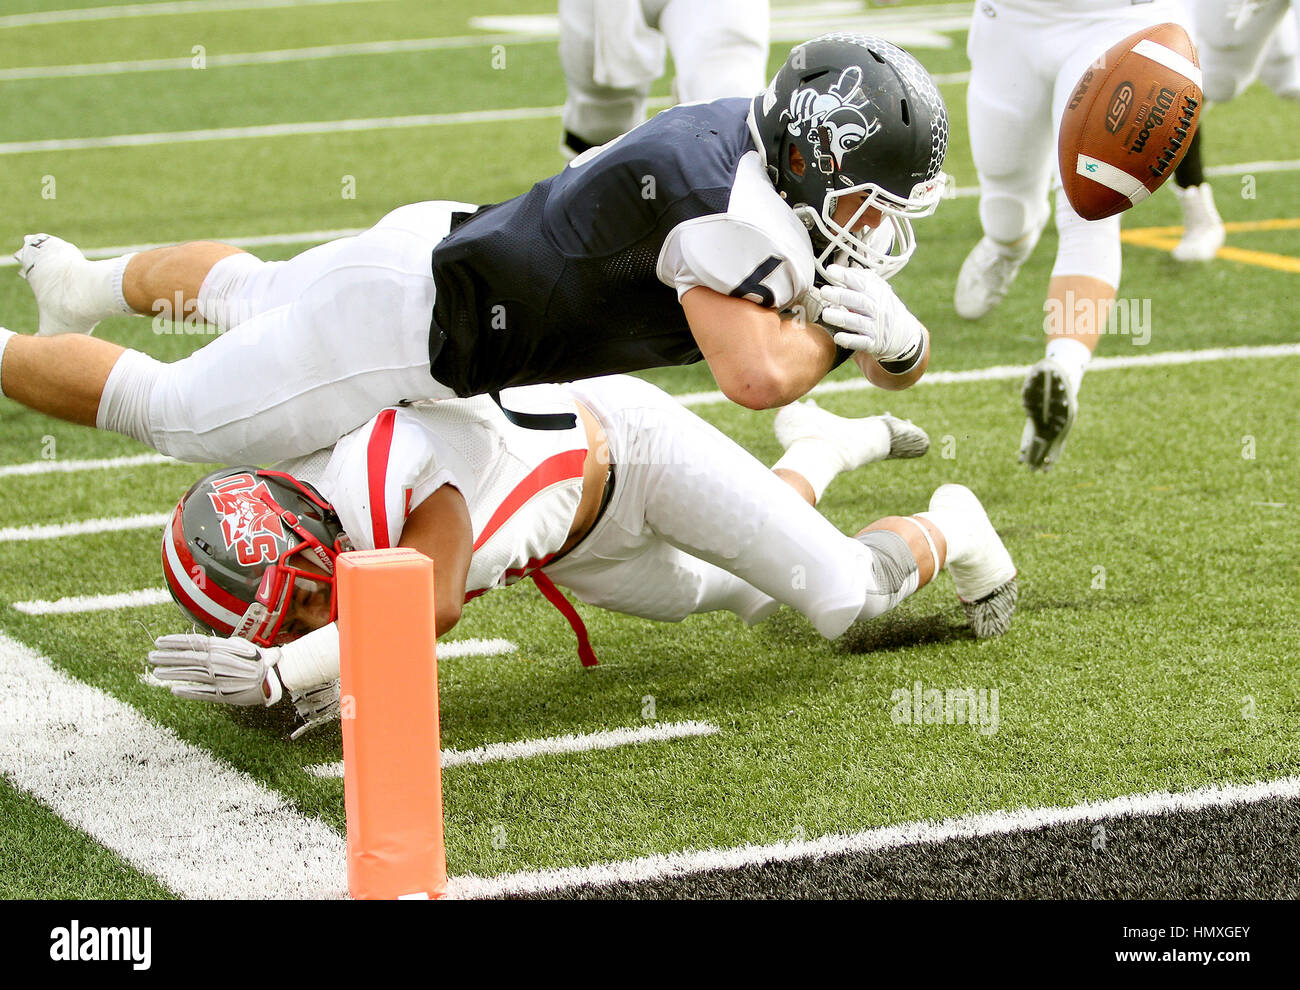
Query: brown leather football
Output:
[[1059, 22, 1203, 221]]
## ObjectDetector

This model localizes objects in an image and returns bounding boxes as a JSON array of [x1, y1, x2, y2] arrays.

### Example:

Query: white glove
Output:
[[149, 633, 283, 707], [289, 681, 341, 740], [817, 263, 926, 363]]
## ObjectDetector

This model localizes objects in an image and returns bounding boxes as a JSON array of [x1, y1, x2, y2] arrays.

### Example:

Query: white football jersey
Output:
[[278, 386, 589, 598]]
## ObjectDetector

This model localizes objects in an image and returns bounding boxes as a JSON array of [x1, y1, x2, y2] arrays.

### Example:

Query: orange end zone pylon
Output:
[[338, 548, 446, 899]]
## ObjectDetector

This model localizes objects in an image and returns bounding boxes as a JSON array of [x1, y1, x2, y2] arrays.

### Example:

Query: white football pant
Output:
[[965, 0, 1185, 289], [544, 376, 901, 639], [1186, 0, 1299, 102], [113, 202, 470, 464], [559, 0, 771, 147]]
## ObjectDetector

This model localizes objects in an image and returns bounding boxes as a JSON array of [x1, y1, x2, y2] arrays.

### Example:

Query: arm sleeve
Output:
[[658, 214, 813, 310]]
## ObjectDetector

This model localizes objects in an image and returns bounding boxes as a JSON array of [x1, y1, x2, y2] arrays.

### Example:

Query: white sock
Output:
[[90, 253, 137, 317], [1045, 336, 1092, 393], [916, 507, 971, 566], [0, 327, 14, 398], [773, 439, 845, 503], [773, 412, 891, 502]]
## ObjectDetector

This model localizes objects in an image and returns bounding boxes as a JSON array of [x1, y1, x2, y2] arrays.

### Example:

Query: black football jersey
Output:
[[428, 97, 815, 398]]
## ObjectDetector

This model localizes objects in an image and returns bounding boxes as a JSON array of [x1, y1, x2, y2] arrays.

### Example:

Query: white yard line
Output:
[[0, 103, 576, 156], [446, 774, 1300, 898], [0, 631, 347, 898], [0, 452, 176, 477], [0, 0, 389, 30], [675, 342, 1300, 408], [12, 588, 172, 615], [0, 33, 546, 81], [0, 512, 169, 543], [436, 637, 518, 660], [307, 720, 721, 779]]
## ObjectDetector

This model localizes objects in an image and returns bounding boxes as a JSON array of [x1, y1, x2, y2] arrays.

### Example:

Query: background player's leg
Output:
[[955, 5, 1054, 320], [558, 0, 659, 155], [659, 0, 769, 103]]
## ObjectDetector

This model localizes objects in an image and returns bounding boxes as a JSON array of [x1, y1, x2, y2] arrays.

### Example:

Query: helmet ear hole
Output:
[[788, 144, 806, 177]]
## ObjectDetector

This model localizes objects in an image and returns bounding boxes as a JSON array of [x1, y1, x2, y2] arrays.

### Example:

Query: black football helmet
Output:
[[749, 33, 950, 278], [162, 466, 349, 646]]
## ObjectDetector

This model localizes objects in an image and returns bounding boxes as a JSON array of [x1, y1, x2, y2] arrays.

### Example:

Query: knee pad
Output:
[[855, 530, 920, 622], [979, 191, 1050, 246], [1051, 192, 1121, 289]]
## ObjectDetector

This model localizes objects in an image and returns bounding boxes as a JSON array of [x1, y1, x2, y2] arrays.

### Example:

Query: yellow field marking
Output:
[[1121, 218, 1300, 273]]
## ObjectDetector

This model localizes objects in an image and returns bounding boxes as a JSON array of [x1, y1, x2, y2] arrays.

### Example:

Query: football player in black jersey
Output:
[[2, 34, 949, 467]]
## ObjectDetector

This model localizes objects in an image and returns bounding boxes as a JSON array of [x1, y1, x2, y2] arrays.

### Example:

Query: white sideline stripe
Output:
[[12, 588, 172, 615], [306, 720, 721, 779], [1132, 38, 1204, 90], [0, 511, 169, 543], [0, 0, 388, 30], [674, 342, 1300, 408], [0, 631, 347, 899], [1076, 154, 1151, 206], [0, 452, 177, 476], [0, 33, 550, 81], [0, 103, 575, 156], [446, 774, 1300, 898]]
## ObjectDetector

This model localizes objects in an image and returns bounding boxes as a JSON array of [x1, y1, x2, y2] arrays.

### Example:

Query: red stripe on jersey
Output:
[[472, 449, 587, 552], [366, 409, 398, 549]]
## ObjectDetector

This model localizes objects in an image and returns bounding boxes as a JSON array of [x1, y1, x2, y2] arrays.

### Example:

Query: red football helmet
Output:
[[162, 466, 350, 646]]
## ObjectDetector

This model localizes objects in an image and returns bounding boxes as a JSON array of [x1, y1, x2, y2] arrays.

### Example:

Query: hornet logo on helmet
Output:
[[208, 473, 288, 566], [783, 66, 882, 175]]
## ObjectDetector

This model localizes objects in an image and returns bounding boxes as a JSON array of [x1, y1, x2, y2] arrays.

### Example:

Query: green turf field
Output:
[[1, 0, 1297, 899]]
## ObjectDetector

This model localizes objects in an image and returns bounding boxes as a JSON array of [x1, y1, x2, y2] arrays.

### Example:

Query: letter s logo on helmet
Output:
[[750, 33, 950, 280], [162, 466, 349, 646]]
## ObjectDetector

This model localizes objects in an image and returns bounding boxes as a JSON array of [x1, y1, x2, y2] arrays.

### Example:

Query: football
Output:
[[1059, 22, 1203, 221]]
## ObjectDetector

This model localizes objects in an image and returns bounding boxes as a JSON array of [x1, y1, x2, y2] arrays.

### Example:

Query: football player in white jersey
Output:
[[954, 0, 1189, 471], [1170, 0, 1299, 261], [147, 375, 1017, 737], [559, 0, 771, 157], [1, 34, 947, 468]]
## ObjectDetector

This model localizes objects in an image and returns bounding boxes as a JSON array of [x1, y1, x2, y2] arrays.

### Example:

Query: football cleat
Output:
[[775, 397, 929, 467], [1171, 184, 1225, 262], [953, 226, 1041, 320], [13, 233, 103, 336], [928, 483, 1017, 638], [1019, 357, 1078, 471], [881, 412, 930, 460]]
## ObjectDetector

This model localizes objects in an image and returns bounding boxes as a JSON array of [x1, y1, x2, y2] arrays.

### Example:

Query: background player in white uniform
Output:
[[954, 0, 1189, 471], [1, 36, 946, 468], [148, 376, 1017, 736], [1170, 0, 1299, 261], [559, 0, 771, 156]]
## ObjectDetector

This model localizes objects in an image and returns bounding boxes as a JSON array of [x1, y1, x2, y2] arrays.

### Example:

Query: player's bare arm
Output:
[[396, 484, 474, 636], [684, 287, 836, 409]]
